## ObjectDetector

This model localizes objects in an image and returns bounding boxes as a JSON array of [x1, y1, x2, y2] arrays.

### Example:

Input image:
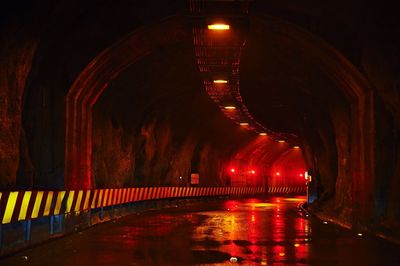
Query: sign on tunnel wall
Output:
[[191, 173, 199, 185]]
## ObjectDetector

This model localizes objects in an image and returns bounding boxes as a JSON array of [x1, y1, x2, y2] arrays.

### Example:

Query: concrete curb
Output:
[[300, 203, 400, 245]]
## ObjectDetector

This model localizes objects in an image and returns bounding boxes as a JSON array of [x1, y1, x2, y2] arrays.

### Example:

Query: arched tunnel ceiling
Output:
[[94, 12, 356, 163], [87, 9, 366, 188], [95, 37, 255, 152], [0, 0, 383, 189], [240, 16, 350, 137]]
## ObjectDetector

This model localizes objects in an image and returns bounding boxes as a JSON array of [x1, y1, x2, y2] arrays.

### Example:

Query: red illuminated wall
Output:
[[228, 137, 307, 187], [269, 149, 306, 187]]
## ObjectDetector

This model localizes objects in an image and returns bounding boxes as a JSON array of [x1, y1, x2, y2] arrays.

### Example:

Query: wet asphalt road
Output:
[[1, 196, 400, 265]]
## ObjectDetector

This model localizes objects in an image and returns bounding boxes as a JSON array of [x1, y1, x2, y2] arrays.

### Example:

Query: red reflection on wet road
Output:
[[2, 196, 400, 265]]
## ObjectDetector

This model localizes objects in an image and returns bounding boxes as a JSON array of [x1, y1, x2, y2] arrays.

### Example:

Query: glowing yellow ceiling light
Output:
[[239, 122, 249, 126], [278, 140, 285, 143], [293, 146, 300, 149], [208, 24, 230, 30], [259, 132, 267, 136], [224, 106, 236, 110], [213, 80, 228, 84]]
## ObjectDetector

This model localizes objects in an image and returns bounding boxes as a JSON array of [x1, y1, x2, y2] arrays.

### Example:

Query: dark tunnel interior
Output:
[[1, 0, 400, 238]]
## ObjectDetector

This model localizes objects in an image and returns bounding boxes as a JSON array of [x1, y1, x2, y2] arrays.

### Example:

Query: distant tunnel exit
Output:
[[228, 137, 307, 190]]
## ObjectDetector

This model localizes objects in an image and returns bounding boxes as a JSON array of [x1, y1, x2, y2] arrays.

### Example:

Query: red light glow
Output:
[[276, 172, 280, 176], [230, 168, 235, 173]]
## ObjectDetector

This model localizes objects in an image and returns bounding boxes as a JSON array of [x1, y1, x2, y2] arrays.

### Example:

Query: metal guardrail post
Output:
[[50, 215, 54, 235], [51, 214, 63, 234], [24, 220, 31, 242], [100, 207, 104, 220], [0, 223, 2, 250], [88, 208, 92, 226]]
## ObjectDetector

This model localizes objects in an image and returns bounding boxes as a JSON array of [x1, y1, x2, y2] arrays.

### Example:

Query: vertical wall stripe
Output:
[[3, 192, 18, 224], [133, 188, 139, 201], [31, 192, 44, 218], [83, 190, 91, 210], [132, 188, 137, 201], [129, 188, 134, 202], [91, 190, 98, 208], [129, 188, 134, 201], [143, 187, 148, 200], [121, 189, 126, 204], [54, 191, 65, 215], [17, 191, 32, 221], [108, 189, 113, 206], [74, 190, 83, 212], [102, 189, 109, 207], [115, 189, 120, 204], [107, 189, 114, 206], [114, 189, 118, 205], [43, 192, 54, 216], [126, 188, 131, 202], [153, 187, 158, 199], [65, 191, 75, 213], [96, 190, 102, 208]]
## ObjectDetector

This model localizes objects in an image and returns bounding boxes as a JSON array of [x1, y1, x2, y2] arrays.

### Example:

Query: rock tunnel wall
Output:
[[91, 111, 238, 188], [0, 31, 38, 188]]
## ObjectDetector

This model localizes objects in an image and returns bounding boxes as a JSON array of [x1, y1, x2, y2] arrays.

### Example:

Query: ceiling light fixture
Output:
[[208, 24, 230, 30], [213, 80, 228, 84]]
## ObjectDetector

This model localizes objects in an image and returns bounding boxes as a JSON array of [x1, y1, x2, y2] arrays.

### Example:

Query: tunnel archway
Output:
[[62, 10, 376, 227], [60, 8, 373, 208], [2, 0, 397, 233], [65, 17, 189, 189]]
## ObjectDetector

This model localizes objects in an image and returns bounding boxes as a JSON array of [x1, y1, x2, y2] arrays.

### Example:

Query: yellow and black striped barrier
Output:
[[267, 186, 307, 194], [0, 186, 305, 225]]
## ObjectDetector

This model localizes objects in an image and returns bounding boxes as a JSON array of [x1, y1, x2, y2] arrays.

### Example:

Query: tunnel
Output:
[[1, 0, 400, 264]]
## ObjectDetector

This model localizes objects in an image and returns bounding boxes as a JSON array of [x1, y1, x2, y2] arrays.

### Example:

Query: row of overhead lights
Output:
[[208, 24, 240, 116], [208, 23, 300, 147]]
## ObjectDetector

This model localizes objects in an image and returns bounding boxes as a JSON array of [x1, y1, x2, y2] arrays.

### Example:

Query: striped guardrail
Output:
[[0, 186, 306, 225], [0, 186, 267, 225], [267, 186, 307, 194]]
